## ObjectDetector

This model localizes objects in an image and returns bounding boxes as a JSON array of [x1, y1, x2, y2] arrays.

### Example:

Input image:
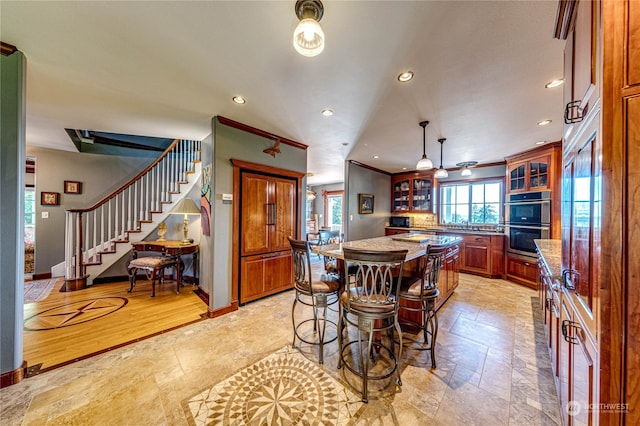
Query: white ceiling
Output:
[[1, 1, 566, 185]]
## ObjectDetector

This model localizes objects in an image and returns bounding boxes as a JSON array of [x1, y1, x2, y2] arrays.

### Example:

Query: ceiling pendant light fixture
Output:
[[293, 0, 325, 57], [416, 120, 433, 170], [457, 161, 478, 177], [434, 138, 449, 178]]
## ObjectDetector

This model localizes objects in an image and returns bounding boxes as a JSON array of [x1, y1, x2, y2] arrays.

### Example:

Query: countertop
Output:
[[386, 226, 506, 236], [313, 235, 462, 261], [534, 239, 562, 279]]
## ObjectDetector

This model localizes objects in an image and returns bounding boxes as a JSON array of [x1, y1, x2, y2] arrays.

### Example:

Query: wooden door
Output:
[[241, 172, 270, 256], [271, 177, 296, 253]]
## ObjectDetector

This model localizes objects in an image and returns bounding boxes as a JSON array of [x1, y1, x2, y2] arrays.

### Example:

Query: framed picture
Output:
[[64, 180, 82, 194], [41, 191, 60, 206], [358, 193, 374, 214]]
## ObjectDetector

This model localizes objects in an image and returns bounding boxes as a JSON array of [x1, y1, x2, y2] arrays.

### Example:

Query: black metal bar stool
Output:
[[337, 247, 408, 403], [397, 244, 445, 368], [288, 237, 340, 364]]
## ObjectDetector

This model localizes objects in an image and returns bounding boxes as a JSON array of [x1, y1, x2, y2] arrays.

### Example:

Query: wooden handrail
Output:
[[66, 139, 181, 213]]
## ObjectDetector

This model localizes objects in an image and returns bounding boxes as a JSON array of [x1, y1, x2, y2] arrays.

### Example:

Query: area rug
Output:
[[183, 346, 364, 425], [23, 278, 59, 304]]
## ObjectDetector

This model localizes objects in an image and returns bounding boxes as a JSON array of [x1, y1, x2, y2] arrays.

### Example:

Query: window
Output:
[[25, 187, 36, 243], [323, 190, 344, 231], [440, 180, 502, 225]]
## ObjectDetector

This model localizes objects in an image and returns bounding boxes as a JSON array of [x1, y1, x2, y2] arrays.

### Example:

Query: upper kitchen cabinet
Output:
[[505, 143, 561, 194], [390, 171, 433, 213], [560, 0, 599, 138]]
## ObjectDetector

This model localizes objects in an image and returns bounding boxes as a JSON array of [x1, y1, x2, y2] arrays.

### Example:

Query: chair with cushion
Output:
[[337, 247, 408, 403], [127, 255, 178, 297], [307, 229, 332, 259], [288, 237, 340, 364], [398, 244, 445, 368]]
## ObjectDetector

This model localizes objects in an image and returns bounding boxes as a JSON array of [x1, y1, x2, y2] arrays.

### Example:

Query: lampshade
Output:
[[434, 138, 449, 178], [457, 161, 478, 177], [170, 198, 201, 215], [416, 120, 433, 170], [293, 0, 325, 57], [170, 198, 200, 244]]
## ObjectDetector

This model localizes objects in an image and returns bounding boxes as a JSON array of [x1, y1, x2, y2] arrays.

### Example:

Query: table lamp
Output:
[[170, 198, 201, 244]]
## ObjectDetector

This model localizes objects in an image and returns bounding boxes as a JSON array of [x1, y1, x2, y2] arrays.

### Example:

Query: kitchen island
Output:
[[313, 234, 462, 326]]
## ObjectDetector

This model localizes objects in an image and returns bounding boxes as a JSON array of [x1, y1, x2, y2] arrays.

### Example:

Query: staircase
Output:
[[59, 139, 202, 288]]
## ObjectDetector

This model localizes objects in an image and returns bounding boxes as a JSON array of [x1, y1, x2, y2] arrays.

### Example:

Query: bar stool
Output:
[[288, 237, 340, 364], [337, 247, 408, 403], [398, 244, 445, 368]]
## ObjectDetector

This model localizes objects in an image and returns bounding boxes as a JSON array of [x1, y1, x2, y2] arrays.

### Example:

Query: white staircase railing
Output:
[[63, 139, 201, 288]]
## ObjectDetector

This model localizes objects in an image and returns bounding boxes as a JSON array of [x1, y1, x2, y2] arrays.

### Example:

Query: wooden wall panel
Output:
[[627, 0, 640, 86], [624, 94, 640, 424]]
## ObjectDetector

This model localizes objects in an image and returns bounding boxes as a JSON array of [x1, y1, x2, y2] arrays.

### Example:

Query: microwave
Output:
[[389, 216, 411, 228]]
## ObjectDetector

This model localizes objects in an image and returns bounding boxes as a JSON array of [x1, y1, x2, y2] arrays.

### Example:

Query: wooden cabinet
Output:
[[390, 171, 433, 213], [441, 232, 504, 278], [505, 253, 539, 289], [384, 228, 410, 236], [239, 171, 296, 304], [435, 244, 460, 310], [505, 144, 561, 194]]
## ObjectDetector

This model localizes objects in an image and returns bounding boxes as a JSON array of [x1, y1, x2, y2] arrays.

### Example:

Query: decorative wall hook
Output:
[[263, 139, 281, 157]]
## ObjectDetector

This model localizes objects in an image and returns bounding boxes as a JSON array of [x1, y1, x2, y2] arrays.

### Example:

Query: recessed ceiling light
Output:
[[373, 155, 379, 159], [536, 140, 547, 145], [322, 108, 333, 116], [545, 79, 564, 88], [402, 167, 407, 170], [232, 96, 246, 104], [397, 71, 414, 82], [537, 119, 552, 126]]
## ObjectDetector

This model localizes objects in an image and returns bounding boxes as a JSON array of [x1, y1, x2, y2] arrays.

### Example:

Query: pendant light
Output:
[[416, 120, 433, 170], [293, 0, 325, 57], [434, 138, 449, 178], [457, 161, 478, 177]]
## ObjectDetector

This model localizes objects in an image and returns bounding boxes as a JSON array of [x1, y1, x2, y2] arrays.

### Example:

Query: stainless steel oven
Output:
[[506, 190, 551, 256], [506, 224, 550, 256], [506, 191, 551, 225]]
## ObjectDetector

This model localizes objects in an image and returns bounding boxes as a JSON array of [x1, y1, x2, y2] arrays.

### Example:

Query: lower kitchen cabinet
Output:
[[442, 233, 504, 278], [240, 251, 293, 304], [506, 253, 539, 289]]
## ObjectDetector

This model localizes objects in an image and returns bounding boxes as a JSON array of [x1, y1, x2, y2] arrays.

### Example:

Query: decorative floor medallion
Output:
[[24, 297, 128, 331], [184, 346, 364, 425]]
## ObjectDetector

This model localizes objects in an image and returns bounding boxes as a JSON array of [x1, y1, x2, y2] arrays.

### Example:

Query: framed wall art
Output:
[[41, 191, 60, 206], [358, 193, 374, 214], [64, 180, 82, 194]]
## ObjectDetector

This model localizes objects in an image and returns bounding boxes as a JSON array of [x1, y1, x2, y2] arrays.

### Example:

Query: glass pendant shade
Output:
[[461, 167, 472, 177], [416, 155, 433, 170], [435, 167, 449, 178], [293, 18, 324, 57]]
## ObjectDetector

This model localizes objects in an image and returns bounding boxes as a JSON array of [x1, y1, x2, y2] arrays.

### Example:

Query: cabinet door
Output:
[[506, 254, 539, 289], [241, 173, 270, 256], [271, 177, 296, 253], [240, 255, 266, 303], [463, 236, 490, 274], [563, 132, 599, 337], [264, 252, 293, 293], [572, 0, 598, 115], [528, 154, 551, 191], [392, 178, 410, 212], [412, 178, 432, 212], [509, 162, 527, 192]]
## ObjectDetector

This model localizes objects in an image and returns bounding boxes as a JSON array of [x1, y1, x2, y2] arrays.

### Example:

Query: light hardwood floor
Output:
[[23, 277, 208, 373]]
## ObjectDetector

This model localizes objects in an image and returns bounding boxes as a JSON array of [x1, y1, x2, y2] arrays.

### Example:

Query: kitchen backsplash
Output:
[[406, 213, 437, 228]]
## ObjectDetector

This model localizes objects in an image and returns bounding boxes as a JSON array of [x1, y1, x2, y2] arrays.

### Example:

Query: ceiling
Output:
[[1, 1, 566, 186]]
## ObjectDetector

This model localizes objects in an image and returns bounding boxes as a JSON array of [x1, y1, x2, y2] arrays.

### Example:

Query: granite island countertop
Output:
[[534, 239, 562, 279], [386, 226, 506, 236], [313, 234, 462, 261]]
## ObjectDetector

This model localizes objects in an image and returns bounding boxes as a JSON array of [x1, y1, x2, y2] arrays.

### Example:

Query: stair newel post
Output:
[[77, 211, 84, 279]]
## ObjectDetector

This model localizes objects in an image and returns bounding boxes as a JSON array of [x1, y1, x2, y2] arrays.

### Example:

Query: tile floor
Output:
[[1, 273, 561, 425]]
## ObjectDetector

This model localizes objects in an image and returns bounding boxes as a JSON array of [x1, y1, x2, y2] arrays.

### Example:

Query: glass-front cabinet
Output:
[[508, 156, 551, 192], [391, 172, 432, 213]]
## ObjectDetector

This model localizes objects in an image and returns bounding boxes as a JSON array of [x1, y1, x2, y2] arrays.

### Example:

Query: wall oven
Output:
[[506, 190, 551, 256]]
